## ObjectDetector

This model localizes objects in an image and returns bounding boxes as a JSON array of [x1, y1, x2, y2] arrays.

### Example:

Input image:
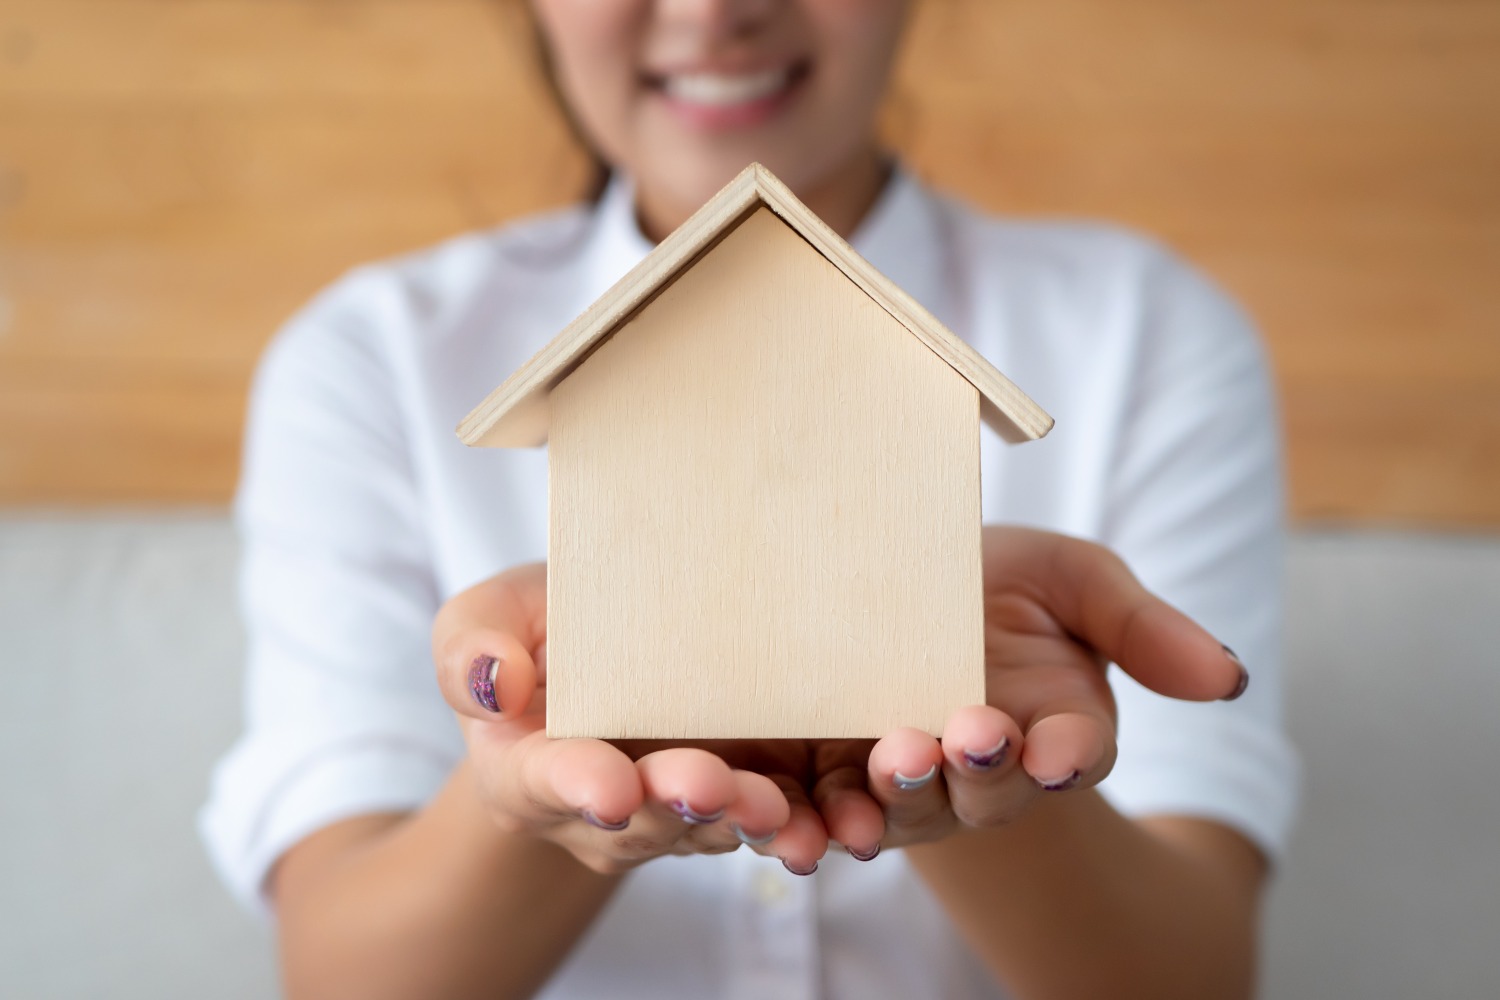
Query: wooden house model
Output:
[[459, 163, 1052, 739]]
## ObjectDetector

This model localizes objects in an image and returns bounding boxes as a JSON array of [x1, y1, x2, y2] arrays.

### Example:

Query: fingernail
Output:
[[782, 858, 818, 876], [468, 655, 501, 713], [962, 737, 1010, 771], [1038, 770, 1082, 792], [731, 823, 776, 846], [581, 809, 630, 832], [1221, 646, 1250, 701], [893, 764, 937, 791], [671, 799, 725, 825], [848, 843, 881, 862]]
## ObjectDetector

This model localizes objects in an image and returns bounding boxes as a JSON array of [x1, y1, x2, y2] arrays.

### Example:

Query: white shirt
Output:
[[201, 168, 1299, 999]]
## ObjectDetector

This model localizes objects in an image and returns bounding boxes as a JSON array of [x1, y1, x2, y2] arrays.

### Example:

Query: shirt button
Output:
[[753, 868, 790, 905]]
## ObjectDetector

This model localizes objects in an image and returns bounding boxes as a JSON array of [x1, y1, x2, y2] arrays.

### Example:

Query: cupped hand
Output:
[[433, 528, 1247, 873], [808, 526, 1250, 858], [431, 564, 821, 875]]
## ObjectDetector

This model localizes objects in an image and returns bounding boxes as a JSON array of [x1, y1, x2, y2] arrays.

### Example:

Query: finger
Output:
[[983, 528, 1246, 701], [474, 733, 643, 835], [634, 747, 740, 827], [811, 738, 877, 779], [1019, 710, 1115, 793], [760, 775, 828, 875], [436, 625, 539, 722], [866, 727, 951, 833], [433, 562, 548, 720], [687, 770, 791, 855], [811, 766, 884, 861], [566, 747, 741, 866], [938, 705, 1035, 828]]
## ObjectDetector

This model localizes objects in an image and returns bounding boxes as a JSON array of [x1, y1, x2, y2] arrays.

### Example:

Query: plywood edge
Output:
[[457, 165, 765, 447], [458, 160, 1054, 449], [748, 164, 1054, 444]]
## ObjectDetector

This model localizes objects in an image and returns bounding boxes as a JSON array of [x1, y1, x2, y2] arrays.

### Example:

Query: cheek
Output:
[[805, 1, 909, 107], [560, 58, 641, 160], [806, 0, 911, 43], [532, 1, 647, 161]]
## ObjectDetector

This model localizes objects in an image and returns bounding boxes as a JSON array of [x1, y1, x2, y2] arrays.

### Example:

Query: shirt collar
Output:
[[584, 164, 947, 324]]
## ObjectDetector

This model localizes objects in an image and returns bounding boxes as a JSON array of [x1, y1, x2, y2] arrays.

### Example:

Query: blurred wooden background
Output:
[[1, 0, 1496, 525]]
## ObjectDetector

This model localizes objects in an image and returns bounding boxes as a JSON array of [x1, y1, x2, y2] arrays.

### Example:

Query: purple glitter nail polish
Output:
[[1222, 646, 1250, 701], [848, 844, 881, 862], [671, 799, 725, 825], [1039, 770, 1082, 792], [468, 655, 501, 713], [782, 858, 819, 877], [962, 738, 1010, 771], [581, 809, 630, 832]]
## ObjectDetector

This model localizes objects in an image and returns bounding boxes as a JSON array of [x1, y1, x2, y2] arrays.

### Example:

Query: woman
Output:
[[202, 3, 1298, 997]]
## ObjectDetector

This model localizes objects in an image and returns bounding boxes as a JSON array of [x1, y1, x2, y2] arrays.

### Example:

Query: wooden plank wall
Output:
[[1, 0, 1496, 526]]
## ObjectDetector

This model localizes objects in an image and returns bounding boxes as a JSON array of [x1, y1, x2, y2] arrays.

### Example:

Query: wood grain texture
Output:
[[459, 162, 1051, 449], [547, 209, 983, 738], [0, 0, 586, 503], [889, 1, 1500, 527], [459, 168, 764, 448], [2, 0, 1496, 525], [747, 165, 1052, 445]]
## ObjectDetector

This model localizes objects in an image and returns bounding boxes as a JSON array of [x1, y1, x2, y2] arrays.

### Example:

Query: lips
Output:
[[644, 60, 810, 129], [661, 66, 795, 107]]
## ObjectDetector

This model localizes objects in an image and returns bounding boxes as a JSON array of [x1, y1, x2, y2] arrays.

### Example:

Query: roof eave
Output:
[[457, 162, 1053, 448]]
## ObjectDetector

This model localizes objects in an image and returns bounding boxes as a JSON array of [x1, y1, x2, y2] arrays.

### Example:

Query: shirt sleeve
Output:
[[198, 269, 464, 915], [1093, 245, 1301, 862]]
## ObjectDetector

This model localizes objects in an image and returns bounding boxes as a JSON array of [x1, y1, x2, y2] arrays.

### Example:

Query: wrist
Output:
[[278, 760, 625, 1000], [902, 789, 1261, 1000]]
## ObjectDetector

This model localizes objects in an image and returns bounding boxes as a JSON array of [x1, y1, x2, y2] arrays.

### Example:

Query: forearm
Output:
[[906, 790, 1265, 1000], [274, 760, 623, 1000]]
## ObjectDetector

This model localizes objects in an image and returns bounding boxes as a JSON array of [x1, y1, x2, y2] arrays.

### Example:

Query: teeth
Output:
[[663, 67, 790, 106]]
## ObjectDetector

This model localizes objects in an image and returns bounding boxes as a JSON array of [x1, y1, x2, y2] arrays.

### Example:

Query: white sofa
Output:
[[2, 514, 1496, 998]]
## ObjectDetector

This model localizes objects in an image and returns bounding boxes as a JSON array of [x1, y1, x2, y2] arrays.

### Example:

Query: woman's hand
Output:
[[433, 527, 1246, 870], [431, 563, 825, 874], [806, 526, 1251, 857]]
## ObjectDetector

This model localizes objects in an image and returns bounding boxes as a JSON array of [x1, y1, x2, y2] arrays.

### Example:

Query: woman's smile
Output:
[[531, 0, 910, 238], [644, 60, 813, 131]]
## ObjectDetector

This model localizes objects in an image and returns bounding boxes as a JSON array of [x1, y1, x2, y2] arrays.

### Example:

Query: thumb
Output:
[[983, 528, 1248, 702], [432, 562, 548, 720]]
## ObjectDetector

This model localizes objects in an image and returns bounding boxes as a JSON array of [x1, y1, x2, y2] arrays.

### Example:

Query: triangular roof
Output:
[[458, 162, 1053, 448]]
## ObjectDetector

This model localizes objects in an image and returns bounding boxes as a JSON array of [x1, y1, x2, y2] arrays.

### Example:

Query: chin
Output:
[[641, 156, 759, 213], [645, 142, 845, 211]]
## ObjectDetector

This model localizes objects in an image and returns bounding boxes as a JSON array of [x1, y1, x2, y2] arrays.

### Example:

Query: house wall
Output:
[[1, 0, 1495, 525], [546, 209, 984, 738]]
